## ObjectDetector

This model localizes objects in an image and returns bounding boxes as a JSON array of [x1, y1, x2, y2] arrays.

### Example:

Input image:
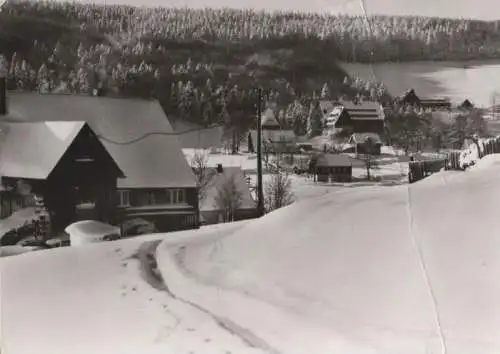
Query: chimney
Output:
[[216, 164, 223, 173], [0, 54, 8, 116]]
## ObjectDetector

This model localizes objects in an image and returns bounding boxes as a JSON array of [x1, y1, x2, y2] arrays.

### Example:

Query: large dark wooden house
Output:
[[0, 89, 200, 234], [334, 100, 385, 134], [0, 121, 124, 232]]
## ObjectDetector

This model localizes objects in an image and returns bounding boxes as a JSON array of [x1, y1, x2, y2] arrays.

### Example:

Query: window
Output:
[[154, 190, 170, 204], [117, 190, 130, 207], [171, 189, 186, 204], [148, 191, 156, 205]]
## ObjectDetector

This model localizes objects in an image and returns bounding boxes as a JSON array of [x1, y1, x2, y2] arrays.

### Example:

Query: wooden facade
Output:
[[314, 154, 353, 183], [335, 109, 385, 134], [316, 165, 352, 182], [2, 124, 124, 234], [115, 187, 200, 232]]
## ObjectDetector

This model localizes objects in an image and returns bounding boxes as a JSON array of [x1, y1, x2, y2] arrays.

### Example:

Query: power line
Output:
[[96, 123, 225, 145]]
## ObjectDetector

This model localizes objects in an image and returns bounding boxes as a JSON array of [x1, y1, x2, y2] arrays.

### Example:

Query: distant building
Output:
[[346, 133, 383, 155], [0, 91, 200, 235], [251, 108, 297, 154], [199, 165, 257, 225], [458, 99, 474, 111], [398, 89, 451, 111], [333, 100, 385, 134], [313, 154, 353, 183]]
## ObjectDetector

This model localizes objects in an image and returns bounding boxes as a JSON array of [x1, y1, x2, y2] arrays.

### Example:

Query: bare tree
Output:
[[213, 174, 243, 222], [356, 137, 379, 181], [265, 154, 294, 212], [190, 150, 216, 205]]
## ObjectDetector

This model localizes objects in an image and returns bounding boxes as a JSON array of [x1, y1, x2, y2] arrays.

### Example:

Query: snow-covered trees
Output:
[[307, 100, 324, 138]]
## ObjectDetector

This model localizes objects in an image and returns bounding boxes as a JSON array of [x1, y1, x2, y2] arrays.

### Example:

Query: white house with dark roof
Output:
[[250, 108, 297, 154], [199, 165, 257, 225], [0, 90, 200, 234]]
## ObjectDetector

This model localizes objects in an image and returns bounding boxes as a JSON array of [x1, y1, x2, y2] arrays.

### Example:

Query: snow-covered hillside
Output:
[[160, 156, 500, 354], [3, 156, 500, 354]]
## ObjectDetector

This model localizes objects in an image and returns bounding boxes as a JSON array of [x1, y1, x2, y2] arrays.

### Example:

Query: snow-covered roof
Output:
[[261, 108, 280, 128]]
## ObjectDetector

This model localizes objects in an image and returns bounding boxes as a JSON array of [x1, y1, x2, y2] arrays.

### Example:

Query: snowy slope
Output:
[[1, 222, 266, 354], [3, 155, 500, 354], [158, 156, 500, 354]]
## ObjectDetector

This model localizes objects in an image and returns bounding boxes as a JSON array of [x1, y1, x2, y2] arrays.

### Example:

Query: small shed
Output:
[[314, 154, 353, 183]]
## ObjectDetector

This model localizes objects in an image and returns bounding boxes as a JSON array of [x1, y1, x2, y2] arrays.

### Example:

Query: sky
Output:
[[54, 0, 500, 21]]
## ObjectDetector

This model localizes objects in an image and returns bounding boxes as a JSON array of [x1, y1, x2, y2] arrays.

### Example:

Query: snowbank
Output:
[[65, 220, 121, 246], [0, 245, 40, 258], [159, 157, 500, 353], [469, 153, 500, 172]]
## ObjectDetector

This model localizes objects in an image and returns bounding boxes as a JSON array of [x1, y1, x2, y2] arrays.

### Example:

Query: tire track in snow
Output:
[[135, 240, 280, 354]]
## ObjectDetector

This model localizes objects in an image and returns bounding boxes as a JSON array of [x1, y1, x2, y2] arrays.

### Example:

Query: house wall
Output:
[[116, 187, 200, 232], [0, 191, 34, 219], [335, 111, 384, 134], [43, 125, 122, 233], [352, 120, 385, 134], [316, 166, 352, 183], [356, 143, 382, 155]]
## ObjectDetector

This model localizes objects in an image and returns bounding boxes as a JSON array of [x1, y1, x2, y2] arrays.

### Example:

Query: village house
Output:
[[199, 165, 257, 225], [250, 108, 297, 154], [0, 89, 200, 235], [333, 100, 385, 134], [398, 89, 452, 111], [345, 132, 383, 155], [313, 153, 353, 183]]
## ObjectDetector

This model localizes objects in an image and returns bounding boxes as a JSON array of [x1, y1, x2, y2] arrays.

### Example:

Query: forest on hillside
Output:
[[0, 0, 493, 150], [5, 0, 500, 63], [0, 0, 391, 139]]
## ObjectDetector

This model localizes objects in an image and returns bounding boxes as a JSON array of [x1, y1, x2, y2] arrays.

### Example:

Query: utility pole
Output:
[[256, 88, 265, 217]]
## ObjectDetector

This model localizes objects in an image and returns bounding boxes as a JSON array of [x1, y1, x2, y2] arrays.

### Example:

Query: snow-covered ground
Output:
[[160, 155, 500, 354], [1, 222, 266, 354], [4, 155, 500, 354], [0, 207, 38, 240], [183, 148, 409, 201]]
